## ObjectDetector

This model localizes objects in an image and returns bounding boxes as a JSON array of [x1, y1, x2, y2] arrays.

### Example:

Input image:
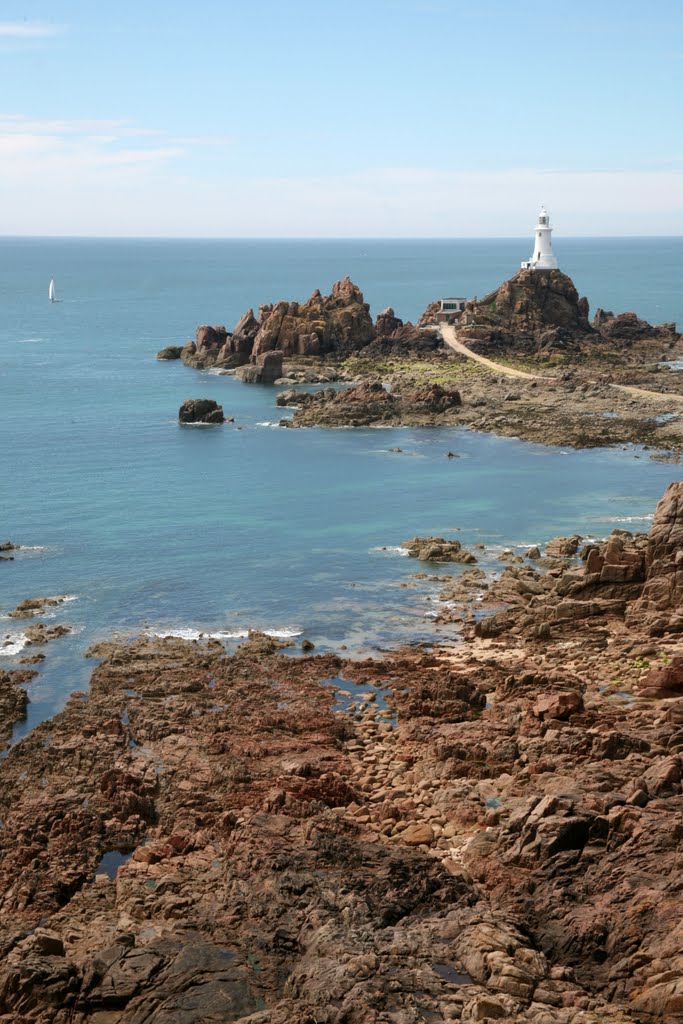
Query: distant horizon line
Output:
[[2, 234, 683, 242]]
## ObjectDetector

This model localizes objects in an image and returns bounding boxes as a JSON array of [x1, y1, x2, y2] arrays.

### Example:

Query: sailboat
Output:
[[48, 278, 59, 303]]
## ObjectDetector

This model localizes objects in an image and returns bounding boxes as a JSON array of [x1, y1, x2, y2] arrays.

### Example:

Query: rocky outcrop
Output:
[[8, 596, 70, 619], [281, 381, 463, 428], [235, 350, 283, 384], [627, 481, 683, 635], [469, 486, 683, 649], [401, 537, 477, 564], [3, 569, 683, 1022], [0, 668, 31, 746], [172, 280, 446, 376], [250, 277, 375, 360], [155, 346, 182, 360], [178, 398, 225, 424], [431, 268, 679, 359], [593, 308, 679, 344], [461, 269, 593, 354], [360, 307, 441, 358]]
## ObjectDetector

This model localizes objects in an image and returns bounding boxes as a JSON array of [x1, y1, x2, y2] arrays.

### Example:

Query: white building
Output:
[[435, 297, 467, 323], [521, 206, 559, 271]]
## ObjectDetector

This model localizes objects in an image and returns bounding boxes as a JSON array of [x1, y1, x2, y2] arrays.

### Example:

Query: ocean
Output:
[[1, 236, 682, 740]]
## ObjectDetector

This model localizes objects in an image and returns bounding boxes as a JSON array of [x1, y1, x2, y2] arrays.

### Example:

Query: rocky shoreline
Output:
[[160, 271, 683, 452], [1, 484, 683, 1020]]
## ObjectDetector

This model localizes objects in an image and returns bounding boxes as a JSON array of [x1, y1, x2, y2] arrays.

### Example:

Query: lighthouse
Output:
[[521, 206, 559, 271]]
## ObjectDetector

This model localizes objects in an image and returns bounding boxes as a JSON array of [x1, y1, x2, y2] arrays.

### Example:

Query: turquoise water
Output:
[[1, 237, 682, 736]]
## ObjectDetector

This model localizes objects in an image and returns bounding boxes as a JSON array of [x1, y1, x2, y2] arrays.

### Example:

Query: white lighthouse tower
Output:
[[521, 205, 559, 271]]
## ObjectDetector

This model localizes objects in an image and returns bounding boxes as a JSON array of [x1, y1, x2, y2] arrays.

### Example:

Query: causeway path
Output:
[[439, 323, 683, 404]]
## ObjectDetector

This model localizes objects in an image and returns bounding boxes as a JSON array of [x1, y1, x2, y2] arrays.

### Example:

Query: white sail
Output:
[[48, 278, 56, 302]]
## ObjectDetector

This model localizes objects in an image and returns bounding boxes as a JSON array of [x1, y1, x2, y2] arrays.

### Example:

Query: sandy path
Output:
[[439, 325, 545, 380], [439, 324, 683, 408]]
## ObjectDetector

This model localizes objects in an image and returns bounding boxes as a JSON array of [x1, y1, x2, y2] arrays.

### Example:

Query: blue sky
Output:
[[1, 0, 681, 236]]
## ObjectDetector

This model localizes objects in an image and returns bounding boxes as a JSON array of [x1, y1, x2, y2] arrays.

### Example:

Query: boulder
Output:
[[401, 537, 477, 564], [533, 690, 584, 721], [178, 399, 225, 424], [156, 346, 183, 360]]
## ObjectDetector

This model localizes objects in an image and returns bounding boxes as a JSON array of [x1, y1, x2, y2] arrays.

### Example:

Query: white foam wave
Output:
[[16, 337, 45, 344], [145, 625, 303, 642], [1, 632, 29, 657], [256, 421, 281, 428], [606, 514, 654, 523], [370, 545, 410, 557]]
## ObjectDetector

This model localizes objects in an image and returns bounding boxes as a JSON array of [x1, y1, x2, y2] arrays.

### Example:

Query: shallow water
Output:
[[1, 237, 682, 734]]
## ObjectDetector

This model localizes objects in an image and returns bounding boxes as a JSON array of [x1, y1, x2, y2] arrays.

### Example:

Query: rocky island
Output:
[[1, 483, 683, 1021], [162, 268, 683, 451]]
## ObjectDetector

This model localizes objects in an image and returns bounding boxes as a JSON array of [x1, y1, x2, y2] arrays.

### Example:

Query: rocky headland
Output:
[[2, 484, 683, 1021], [440, 268, 680, 361], [161, 271, 683, 451]]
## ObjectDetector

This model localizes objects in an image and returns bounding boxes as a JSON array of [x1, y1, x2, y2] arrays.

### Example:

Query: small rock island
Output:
[[161, 209, 682, 450]]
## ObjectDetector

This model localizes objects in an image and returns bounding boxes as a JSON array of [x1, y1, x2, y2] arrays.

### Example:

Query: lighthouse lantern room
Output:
[[521, 205, 559, 271]]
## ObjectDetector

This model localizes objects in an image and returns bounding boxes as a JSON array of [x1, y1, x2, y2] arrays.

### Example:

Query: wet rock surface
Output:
[[3, 489, 683, 1020]]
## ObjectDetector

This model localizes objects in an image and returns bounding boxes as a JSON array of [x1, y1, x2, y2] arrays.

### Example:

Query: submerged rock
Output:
[[178, 398, 225, 424]]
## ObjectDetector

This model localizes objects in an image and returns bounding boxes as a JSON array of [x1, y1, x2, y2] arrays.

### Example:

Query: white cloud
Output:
[[0, 21, 62, 38], [0, 142, 681, 236]]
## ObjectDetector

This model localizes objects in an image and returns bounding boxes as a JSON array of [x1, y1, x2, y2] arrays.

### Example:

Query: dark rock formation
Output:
[[250, 277, 375, 360], [462, 269, 593, 354], [429, 268, 680, 359], [593, 308, 679, 344], [401, 537, 477, 564], [627, 481, 683, 635], [173, 280, 445, 376], [281, 381, 463, 428], [0, 668, 31, 746], [235, 350, 283, 384], [178, 398, 225, 424], [472, 487, 683, 642], [8, 596, 70, 619], [155, 346, 182, 360]]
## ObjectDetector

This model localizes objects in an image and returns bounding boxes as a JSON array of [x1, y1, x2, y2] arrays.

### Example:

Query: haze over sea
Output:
[[2, 236, 682, 738]]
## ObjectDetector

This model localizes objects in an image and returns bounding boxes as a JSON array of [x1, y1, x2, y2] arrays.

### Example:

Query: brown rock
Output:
[[533, 690, 584, 721], [178, 398, 225, 424]]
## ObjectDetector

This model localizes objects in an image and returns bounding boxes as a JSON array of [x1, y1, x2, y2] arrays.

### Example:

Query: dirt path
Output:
[[440, 324, 683, 408], [612, 383, 683, 404], [439, 325, 546, 380]]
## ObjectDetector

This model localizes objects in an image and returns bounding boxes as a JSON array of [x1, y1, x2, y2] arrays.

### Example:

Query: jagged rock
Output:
[[625, 482, 683, 634], [8, 596, 69, 619], [178, 399, 225, 424], [235, 350, 284, 385], [155, 346, 183, 360], [533, 690, 584, 721], [375, 307, 403, 336], [251, 277, 375, 360], [24, 623, 71, 644], [593, 308, 679, 343], [401, 537, 477, 564], [545, 534, 583, 558], [404, 383, 462, 413]]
